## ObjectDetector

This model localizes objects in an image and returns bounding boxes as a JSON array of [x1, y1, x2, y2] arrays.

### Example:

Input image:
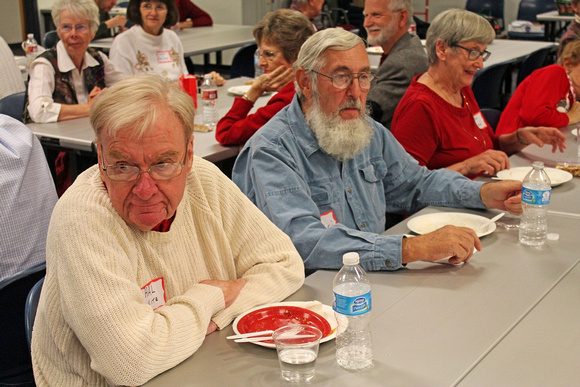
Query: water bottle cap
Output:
[[27, 33, 34, 39], [532, 161, 544, 169], [343, 252, 360, 265]]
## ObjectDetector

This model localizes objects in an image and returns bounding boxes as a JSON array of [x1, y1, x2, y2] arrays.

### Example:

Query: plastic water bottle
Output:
[[201, 73, 218, 129], [408, 18, 417, 35], [22, 33, 39, 69], [333, 252, 373, 370], [254, 48, 264, 78], [519, 161, 551, 247]]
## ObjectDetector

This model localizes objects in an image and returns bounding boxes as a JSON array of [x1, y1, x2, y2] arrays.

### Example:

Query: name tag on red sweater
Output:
[[473, 112, 487, 129], [142, 277, 166, 310]]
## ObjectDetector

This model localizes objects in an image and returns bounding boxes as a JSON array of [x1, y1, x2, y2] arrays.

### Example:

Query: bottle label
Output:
[[333, 291, 371, 316], [202, 90, 217, 101], [522, 187, 550, 205]]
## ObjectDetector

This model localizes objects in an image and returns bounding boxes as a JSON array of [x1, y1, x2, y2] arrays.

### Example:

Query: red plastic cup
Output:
[[179, 74, 198, 109]]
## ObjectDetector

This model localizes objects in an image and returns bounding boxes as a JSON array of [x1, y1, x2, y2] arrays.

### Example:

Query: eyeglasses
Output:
[[140, 2, 168, 12], [59, 23, 89, 34], [453, 44, 491, 62], [309, 70, 377, 90], [100, 144, 187, 182], [256, 49, 279, 61]]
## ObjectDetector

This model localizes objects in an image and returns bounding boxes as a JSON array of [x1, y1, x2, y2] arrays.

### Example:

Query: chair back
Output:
[[0, 36, 26, 100], [25, 277, 45, 352], [0, 91, 26, 121], [43, 30, 59, 49], [472, 61, 514, 110], [0, 262, 46, 385], [466, 0, 505, 29], [517, 0, 557, 22], [480, 108, 502, 132], [516, 45, 556, 85], [230, 43, 258, 79]]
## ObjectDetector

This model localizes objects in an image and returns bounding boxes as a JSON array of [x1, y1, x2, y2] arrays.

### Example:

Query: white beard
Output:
[[366, 19, 398, 47], [306, 95, 374, 161]]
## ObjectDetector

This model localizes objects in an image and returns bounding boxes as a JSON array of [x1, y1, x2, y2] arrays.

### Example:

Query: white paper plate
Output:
[[495, 167, 573, 187], [232, 301, 337, 349], [572, 128, 578, 136], [407, 212, 496, 238], [227, 85, 273, 97]]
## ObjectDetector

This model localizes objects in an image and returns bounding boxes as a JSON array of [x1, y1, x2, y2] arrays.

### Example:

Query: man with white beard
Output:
[[232, 28, 523, 272], [364, 0, 427, 129]]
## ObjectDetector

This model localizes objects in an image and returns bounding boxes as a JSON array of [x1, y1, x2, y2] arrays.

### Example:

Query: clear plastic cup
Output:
[[273, 324, 322, 383]]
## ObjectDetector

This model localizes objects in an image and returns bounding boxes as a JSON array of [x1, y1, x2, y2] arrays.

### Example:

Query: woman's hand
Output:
[[210, 71, 226, 86], [517, 126, 567, 153], [456, 149, 510, 176], [566, 101, 580, 124], [244, 66, 294, 103]]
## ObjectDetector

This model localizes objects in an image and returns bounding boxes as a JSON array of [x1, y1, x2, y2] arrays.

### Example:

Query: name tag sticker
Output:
[[156, 51, 172, 63], [321, 210, 337, 228], [473, 112, 487, 129], [141, 277, 166, 310]]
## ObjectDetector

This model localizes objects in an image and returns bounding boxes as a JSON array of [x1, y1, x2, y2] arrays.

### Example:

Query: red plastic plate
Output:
[[236, 306, 332, 343]]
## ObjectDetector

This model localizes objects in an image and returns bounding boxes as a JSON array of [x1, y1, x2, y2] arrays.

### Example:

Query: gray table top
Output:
[[89, 24, 256, 57], [144, 205, 580, 386]]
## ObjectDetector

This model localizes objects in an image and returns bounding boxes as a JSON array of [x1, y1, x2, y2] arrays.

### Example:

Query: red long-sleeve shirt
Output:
[[215, 82, 295, 146], [496, 64, 573, 135], [175, 0, 213, 26]]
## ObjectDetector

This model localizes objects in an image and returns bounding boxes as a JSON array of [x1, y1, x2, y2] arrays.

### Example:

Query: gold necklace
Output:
[[458, 92, 487, 150]]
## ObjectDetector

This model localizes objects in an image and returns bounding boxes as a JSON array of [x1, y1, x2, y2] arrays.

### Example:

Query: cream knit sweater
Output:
[[31, 157, 304, 386]]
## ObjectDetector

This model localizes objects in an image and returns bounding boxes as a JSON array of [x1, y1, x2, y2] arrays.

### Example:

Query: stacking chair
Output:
[[480, 108, 502, 132], [0, 91, 26, 121], [0, 262, 46, 385], [25, 277, 45, 352], [508, 0, 557, 40], [465, 0, 505, 30], [43, 30, 59, 49], [0, 36, 25, 100], [516, 45, 557, 85], [230, 43, 258, 79], [471, 61, 515, 110]]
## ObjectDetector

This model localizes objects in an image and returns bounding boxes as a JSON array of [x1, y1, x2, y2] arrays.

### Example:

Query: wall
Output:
[[0, 0, 24, 43]]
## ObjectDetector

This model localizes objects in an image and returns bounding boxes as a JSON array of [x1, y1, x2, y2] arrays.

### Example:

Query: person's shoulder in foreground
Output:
[[233, 28, 524, 273], [31, 74, 304, 386], [0, 114, 57, 281]]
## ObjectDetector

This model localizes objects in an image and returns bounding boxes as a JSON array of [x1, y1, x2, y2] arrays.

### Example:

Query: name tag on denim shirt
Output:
[[141, 277, 166, 310], [321, 210, 337, 228]]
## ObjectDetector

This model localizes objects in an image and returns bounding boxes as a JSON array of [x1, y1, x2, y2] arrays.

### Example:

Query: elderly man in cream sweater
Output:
[[31, 75, 304, 386]]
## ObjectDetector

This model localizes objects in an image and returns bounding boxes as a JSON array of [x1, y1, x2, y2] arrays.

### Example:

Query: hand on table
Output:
[[206, 321, 218, 335], [402, 225, 481, 265], [88, 86, 105, 107], [480, 180, 523, 216], [200, 278, 246, 308], [566, 101, 580, 124], [462, 149, 510, 176], [517, 126, 567, 153], [210, 71, 226, 86]]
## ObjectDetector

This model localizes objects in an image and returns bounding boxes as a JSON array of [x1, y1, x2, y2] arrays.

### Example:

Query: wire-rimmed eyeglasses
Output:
[[309, 70, 377, 90], [100, 144, 188, 182], [452, 44, 491, 62]]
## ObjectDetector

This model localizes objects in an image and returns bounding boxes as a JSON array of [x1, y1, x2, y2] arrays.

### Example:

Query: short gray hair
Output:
[[389, 0, 414, 28], [52, 0, 100, 35], [294, 28, 364, 100], [425, 9, 495, 66], [90, 75, 195, 143]]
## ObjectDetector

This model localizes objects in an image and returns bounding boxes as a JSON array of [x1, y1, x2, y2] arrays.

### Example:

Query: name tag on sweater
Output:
[[321, 210, 337, 228], [156, 51, 172, 63], [473, 112, 486, 129], [142, 277, 166, 310]]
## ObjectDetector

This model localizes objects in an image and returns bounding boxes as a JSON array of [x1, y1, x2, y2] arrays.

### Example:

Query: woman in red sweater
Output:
[[495, 40, 580, 136], [174, 0, 212, 29], [391, 10, 566, 179], [215, 9, 314, 146]]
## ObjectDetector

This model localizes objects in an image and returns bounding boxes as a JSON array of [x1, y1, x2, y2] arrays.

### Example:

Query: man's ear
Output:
[[295, 67, 313, 99]]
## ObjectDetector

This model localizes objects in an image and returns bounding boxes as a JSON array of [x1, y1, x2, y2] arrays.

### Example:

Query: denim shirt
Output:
[[232, 96, 486, 271]]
